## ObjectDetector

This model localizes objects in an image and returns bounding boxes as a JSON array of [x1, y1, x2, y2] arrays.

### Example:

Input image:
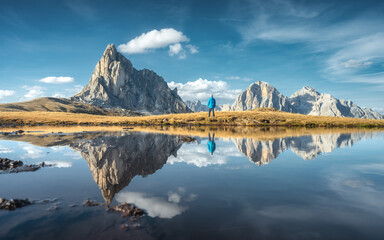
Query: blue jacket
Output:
[[207, 141, 216, 154], [207, 97, 216, 109]]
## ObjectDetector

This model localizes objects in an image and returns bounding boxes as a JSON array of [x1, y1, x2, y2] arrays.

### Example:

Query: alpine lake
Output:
[[1, 126, 384, 240]]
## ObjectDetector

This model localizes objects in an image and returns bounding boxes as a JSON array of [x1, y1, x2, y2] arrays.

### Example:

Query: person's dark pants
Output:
[[208, 108, 215, 117]]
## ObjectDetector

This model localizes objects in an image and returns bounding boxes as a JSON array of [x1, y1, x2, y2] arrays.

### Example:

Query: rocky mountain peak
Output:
[[71, 43, 191, 114], [289, 86, 382, 119], [231, 81, 293, 112], [104, 43, 117, 57], [297, 86, 319, 95]]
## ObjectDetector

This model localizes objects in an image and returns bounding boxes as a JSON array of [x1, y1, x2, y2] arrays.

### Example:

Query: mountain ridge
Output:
[[229, 81, 383, 119]]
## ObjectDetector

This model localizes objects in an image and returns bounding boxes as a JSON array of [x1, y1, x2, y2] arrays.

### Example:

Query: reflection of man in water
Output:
[[207, 133, 216, 155]]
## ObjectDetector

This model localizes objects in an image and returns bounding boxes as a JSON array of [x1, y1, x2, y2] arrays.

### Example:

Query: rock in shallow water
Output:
[[0, 198, 32, 211], [0, 160, 53, 174], [108, 202, 144, 218], [84, 200, 144, 218], [0, 158, 23, 170]]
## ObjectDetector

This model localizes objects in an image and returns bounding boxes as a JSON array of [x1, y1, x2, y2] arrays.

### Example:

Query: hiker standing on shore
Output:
[[207, 95, 216, 117]]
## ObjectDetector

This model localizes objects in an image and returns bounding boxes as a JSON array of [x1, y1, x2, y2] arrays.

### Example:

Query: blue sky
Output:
[[0, 0, 383, 112]]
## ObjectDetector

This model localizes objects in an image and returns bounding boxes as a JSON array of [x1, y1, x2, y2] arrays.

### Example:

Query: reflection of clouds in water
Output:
[[117, 192, 187, 219], [167, 140, 242, 167], [50, 146, 66, 152], [117, 188, 197, 219], [184, 193, 198, 202], [226, 165, 251, 170], [245, 162, 384, 236], [64, 151, 82, 159], [44, 161, 72, 168], [50, 146, 82, 160], [16, 143, 80, 161], [20, 144, 45, 159], [0, 145, 13, 153], [326, 163, 384, 210], [168, 192, 182, 203], [249, 164, 384, 239], [343, 179, 373, 188]]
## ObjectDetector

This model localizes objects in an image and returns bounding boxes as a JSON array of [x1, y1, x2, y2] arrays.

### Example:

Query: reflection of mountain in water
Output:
[[70, 132, 183, 203], [233, 132, 376, 166]]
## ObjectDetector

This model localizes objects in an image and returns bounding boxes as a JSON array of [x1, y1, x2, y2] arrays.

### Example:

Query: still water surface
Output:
[[0, 128, 384, 240]]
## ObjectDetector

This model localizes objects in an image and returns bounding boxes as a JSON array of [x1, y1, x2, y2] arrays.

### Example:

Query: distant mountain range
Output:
[[186, 81, 382, 119], [185, 100, 230, 112], [228, 81, 383, 119]]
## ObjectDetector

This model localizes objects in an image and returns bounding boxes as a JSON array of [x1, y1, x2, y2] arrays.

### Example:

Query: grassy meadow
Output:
[[0, 108, 384, 128]]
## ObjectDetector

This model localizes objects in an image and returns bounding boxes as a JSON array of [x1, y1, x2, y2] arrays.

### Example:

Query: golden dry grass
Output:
[[0, 109, 384, 128], [2, 125, 383, 147]]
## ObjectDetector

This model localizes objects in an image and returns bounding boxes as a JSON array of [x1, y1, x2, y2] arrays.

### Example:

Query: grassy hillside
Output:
[[0, 108, 384, 127], [0, 97, 140, 116], [0, 97, 110, 115]]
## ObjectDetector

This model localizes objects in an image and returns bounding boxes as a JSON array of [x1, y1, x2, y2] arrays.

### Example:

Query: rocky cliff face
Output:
[[71, 44, 191, 114], [231, 81, 293, 112], [70, 132, 183, 203], [290, 86, 383, 119], [230, 81, 382, 119]]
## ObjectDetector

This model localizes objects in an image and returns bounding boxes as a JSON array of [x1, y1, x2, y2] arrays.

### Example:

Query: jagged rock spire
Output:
[[71, 44, 191, 114]]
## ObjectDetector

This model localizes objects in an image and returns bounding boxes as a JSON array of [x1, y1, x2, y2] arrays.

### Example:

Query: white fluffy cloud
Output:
[[168, 78, 242, 104], [22, 86, 45, 99], [118, 28, 189, 54], [39, 76, 74, 84], [186, 44, 198, 54], [0, 90, 16, 99], [169, 43, 183, 56], [168, 43, 187, 59]]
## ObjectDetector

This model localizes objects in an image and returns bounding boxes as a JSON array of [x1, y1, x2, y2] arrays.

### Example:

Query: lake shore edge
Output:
[[1, 109, 384, 128]]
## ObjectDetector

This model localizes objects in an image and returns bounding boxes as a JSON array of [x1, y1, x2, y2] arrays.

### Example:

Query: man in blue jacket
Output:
[[207, 95, 216, 117]]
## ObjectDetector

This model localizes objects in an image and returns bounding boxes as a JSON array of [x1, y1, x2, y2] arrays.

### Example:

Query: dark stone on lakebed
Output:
[[0, 198, 32, 211], [0, 158, 23, 170], [84, 200, 144, 218]]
